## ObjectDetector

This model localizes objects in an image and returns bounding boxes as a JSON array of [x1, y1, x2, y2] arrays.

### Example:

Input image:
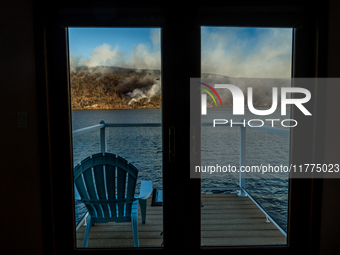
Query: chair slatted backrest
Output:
[[74, 153, 138, 222]]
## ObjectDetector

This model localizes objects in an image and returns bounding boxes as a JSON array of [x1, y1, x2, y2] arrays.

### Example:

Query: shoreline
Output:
[[71, 105, 288, 111], [71, 104, 162, 111], [71, 107, 162, 111]]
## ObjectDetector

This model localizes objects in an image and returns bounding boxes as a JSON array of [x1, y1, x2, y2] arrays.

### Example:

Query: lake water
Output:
[[72, 108, 290, 232]]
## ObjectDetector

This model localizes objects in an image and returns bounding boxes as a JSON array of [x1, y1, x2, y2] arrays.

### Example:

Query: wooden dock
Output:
[[201, 194, 286, 246], [76, 193, 286, 248]]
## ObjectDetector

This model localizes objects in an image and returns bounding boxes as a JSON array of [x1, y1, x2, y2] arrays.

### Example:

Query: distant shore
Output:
[[72, 103, 161, 110], [70, 66, 286, 111], [71, 105, 286, 110]]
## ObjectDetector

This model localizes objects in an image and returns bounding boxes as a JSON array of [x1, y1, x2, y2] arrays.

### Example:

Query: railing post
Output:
[[238, 119, 247, 197], [100, 120, 106, 153]]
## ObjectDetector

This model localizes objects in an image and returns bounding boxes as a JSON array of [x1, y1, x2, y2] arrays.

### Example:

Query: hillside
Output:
[[70, 66, 161, 110], [70, 67, 281, 110]]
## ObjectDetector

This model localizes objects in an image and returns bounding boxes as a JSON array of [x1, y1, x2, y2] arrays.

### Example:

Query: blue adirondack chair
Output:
[[74, 152, 153, 247]]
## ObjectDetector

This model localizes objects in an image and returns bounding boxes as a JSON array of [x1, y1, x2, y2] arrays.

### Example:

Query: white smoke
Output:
[[201, 27, 293, 78], [126, 43, 160, 70], [127, 80, 161, 105], [82, 43, 120, 67], [70, 29, 161, 71], [70, 27, 291, 78], [69, 55, 83, 73]]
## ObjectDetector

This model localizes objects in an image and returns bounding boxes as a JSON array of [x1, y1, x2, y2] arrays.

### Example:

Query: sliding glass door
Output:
[[197, 26, 293, 246], [68, 27, 163, 248], [42, 4, 323, 254]]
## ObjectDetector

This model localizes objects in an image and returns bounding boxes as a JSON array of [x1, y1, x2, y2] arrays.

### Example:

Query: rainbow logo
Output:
[[197, 82, 223, 106]]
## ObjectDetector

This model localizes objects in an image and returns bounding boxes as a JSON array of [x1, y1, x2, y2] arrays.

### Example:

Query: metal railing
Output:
[[72, 120, 289, 236], [202, 120, 289, 236], [237, 120, 289, 237]]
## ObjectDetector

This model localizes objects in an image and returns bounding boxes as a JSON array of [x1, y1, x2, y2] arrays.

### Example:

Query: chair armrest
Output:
[[135, 180, 153, 200], [74, 184, 81, 200]]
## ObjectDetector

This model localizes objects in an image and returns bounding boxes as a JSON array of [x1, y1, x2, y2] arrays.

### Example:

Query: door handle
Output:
[[157, 127, 175, 162], [190, 127, 207, 161], [190, 126, 195, 161]]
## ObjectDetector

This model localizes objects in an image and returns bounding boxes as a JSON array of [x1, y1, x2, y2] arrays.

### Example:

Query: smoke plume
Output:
[[200, 77, 291, 108], [127, 80, 161, 105], [201, 27, 293, 78], [70, 29, 161, 72], [70, 27, 293, 107]]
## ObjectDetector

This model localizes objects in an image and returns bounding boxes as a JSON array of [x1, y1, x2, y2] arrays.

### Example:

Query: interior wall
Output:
[[0, 0, 44, 254], [319, 0, 340, 254]]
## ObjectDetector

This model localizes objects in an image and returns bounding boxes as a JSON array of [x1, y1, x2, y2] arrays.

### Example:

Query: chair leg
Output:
[[139, 199, 147, 224], [83, 215, 92, 247], [131, 200, 139, 247]]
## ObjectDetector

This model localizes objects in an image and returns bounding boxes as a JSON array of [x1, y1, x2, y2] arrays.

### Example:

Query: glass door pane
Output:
[[195, 26, 293, 246], [68, 27, 163, 248]]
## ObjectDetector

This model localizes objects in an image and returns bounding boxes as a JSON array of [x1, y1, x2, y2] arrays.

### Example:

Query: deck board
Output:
[[76, 193, 286, 248]]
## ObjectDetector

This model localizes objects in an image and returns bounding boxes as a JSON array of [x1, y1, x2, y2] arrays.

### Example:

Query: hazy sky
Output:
[[68, 27, 161, 71], [68, 26, 293, 78], [201, 27, 293, 78]]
